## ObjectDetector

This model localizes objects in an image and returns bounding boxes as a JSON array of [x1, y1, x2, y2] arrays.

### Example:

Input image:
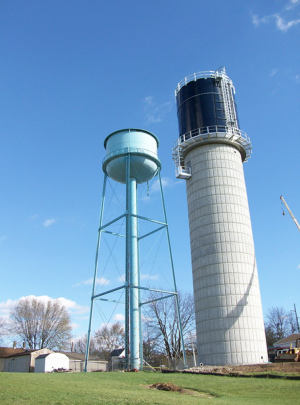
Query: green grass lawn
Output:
[[0, 371, 299, 405]]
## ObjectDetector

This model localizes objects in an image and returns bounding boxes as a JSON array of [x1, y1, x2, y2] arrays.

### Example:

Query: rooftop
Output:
[[57, 352, 107, 362], [0, 347, 25, 358], [274, 333, 300, 346], [2, 349, 40, 359], [110, 348, 125, 357]]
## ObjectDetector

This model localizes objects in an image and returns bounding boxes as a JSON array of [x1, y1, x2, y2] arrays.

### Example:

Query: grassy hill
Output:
[[0, 371, 299, 405]]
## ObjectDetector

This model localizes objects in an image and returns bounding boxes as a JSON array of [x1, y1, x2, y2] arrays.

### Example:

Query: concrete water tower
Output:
[[84, 129, 186, 371], [173, 68, 267, 365]]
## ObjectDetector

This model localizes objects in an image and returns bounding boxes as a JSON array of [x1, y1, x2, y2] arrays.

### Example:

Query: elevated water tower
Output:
[[84, 129, 186, 371], [173, 68, 268, 365]]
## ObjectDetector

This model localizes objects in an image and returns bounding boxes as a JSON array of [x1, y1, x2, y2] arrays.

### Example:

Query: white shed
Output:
[[34, 353, 69, 373], [3, 348, 53, 372]]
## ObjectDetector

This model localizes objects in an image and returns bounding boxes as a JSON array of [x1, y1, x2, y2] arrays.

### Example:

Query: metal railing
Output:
[[172, 125, 252, 180], [175, 68, 234, 96], [175, 126, 252, 158]]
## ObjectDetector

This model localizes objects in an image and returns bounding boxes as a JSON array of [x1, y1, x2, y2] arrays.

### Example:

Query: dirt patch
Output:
[[150, 382, 184, 392], [148, 382, 212, 398], [182, 362, 300, 376]]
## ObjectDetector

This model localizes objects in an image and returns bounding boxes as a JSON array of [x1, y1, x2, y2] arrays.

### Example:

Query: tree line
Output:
[[73, 290, 196, 364], [0, 291, 196, 366], [3, 295, 296, 360], [265, 306, 300, 347], [0, 297, 72, 350]]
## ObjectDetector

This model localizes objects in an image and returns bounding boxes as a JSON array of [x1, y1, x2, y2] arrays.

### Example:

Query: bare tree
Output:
[[10, 297, 72, 350], [143, 290, 195, 360], [0, 316, 8, 344], [287, 310, 299, 334], [143, 330, 159, 361], [265, 324, 278, 347], [73, 335, 98, 356], [265, 307, 292, 342], [94, 322, 125, 361]]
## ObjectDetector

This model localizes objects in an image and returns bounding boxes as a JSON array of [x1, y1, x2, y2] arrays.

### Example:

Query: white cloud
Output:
[[117, 273, 158, 282], [140, 176, 184, 202], [0, 295, 90, 318], [143, 96, 172, 124], [295, 75, 300, 83], [0, 236, 6, 244], [274, 14, 300, 32], [0, 298, 16, 317], [298, 264, 300, 269], [251, 1, 300, 32], [76, 315, 90, 321], [140, 273, 159, 281], [252, 14, 271, 27], [73, 277, 110, 287], [83, 278, 109, 286], [43, 219, 56, 227], [270, 68, 278, 77], [150, 177, 178, 193], [71, 322, 80, 330], [30, 214, 38, 220], [285, 0, 300, 11], [252, 14, 260, 26], [113, 313, 125, 321], [55, 297, 89, 315]]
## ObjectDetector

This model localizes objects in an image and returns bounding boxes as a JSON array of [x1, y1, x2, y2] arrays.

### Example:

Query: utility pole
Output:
[[294, 304, 300, 333]]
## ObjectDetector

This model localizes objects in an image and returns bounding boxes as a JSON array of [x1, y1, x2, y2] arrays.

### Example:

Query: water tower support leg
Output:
[[137, 210, 143, 370], [158, 169, 187, 368], [125, 157, 130, 370], [84, 174, 107, 372], [129, 177, 140, 369]]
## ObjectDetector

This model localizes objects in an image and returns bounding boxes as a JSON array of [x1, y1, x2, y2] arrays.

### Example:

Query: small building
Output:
[[0, 347, 25, 372], [273, 333, 300, 349], [110, 348, 125, 371], [58, 352, 108, 372], [35, 353, 69, 373], [3, 349, 53, 372]]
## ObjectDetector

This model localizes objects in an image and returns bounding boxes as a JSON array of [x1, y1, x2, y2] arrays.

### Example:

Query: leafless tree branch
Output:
[[143, 290, 195, 360], [9, 297, 72, 350]]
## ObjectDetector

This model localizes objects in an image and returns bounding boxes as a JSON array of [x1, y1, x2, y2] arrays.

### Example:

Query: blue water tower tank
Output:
[[102, 129, 161, 184]]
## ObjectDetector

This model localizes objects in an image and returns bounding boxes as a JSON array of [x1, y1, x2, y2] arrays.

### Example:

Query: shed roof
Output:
[[36, 353, 69, 360], [35, 354, 50, 359], [3, 349, 39, 359], [110, 348, 125, 357], [274, 333, 300, 346], [0, 347, 25, 358], [56, 352, 107, 362]]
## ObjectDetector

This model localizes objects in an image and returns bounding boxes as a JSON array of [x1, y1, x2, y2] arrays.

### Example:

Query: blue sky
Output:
[[1, 0, 299, 343]]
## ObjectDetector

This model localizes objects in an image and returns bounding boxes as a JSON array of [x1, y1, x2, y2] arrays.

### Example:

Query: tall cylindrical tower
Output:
[[85, 128, 187, 372], [173, 68, 267, 365], [104, 129, 161, 370]]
